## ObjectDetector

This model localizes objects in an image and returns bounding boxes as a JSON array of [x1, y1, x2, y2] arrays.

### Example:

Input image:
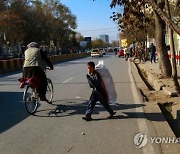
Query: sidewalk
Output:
[[130, 59, 180, 153], [134, 59, 180, 136], [138, 61, 180, 96]]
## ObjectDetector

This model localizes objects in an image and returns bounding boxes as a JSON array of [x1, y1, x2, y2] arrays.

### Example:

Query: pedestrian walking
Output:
[[150, 43, 156, 63], [82, 61, 116, 121]]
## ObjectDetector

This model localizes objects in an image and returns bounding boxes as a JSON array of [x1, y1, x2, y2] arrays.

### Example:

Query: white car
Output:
[[91, 49, 103, 57]]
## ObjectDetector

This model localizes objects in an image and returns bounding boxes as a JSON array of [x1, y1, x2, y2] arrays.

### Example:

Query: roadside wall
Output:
[[0, 52, 89, 74]]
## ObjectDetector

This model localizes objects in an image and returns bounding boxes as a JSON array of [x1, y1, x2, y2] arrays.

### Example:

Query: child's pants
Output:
[[86, 90, 114, 116]]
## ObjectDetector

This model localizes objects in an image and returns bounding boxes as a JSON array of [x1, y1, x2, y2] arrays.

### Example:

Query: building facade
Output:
[[100, 35, 109, 43]]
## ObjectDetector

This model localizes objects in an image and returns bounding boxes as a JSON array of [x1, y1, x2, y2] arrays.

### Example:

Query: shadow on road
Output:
[[32, 100, 164, 122], [0, 92, 29, 133], [93, 112, 165, 122], [34, 101, 145, 118], [33, 99, 88, 117], [0, 70, 21, 78]]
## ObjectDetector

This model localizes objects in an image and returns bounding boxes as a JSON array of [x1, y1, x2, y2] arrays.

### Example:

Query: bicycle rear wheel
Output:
[[46, 78, 53, 103], [23, 86, 38, 114]]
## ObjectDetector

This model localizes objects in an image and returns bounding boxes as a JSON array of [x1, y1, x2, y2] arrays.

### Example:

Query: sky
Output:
[[60, 0, 123, 42]]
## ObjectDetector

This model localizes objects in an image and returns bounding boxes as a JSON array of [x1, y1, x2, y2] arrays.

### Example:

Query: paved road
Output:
[[0, 54, 161, 154]]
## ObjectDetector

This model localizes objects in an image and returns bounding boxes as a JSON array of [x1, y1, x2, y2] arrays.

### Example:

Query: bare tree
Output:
[[165, 0, 180, 94], [147, 0, 180, 36]]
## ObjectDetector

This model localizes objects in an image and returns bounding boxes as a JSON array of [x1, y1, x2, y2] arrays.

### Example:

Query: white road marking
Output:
[[75, 96, 81, 99], [128, 60, 155, 154], [62, 77, 74, 83], [69, 61, 81, 63]]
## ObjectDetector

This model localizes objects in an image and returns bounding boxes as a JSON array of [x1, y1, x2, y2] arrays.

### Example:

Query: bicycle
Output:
[[18, 68, 53, 114]]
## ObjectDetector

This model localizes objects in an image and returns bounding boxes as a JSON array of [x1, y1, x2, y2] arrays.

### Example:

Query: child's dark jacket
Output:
[[86, 70, 109, 103]]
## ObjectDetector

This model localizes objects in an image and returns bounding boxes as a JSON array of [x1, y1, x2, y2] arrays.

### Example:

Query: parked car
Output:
[[91, 49, 103, 57], [117, 49, 124, 57]]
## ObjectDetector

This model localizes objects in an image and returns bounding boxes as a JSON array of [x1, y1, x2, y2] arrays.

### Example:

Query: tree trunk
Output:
[[154, 2, 172, 77], [147, 0, 180, 35], [165, 0, 180, 95]]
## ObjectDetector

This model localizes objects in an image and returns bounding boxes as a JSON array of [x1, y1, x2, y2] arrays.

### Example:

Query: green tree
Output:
[[110, 40, 119, 47], [0, 10, 25, 45], [92, 39, 105, 48], [0, 0, 78, 52], [75, 33, 84, 42], [50, 1, 77, 48], [0, 0, 6, 11]]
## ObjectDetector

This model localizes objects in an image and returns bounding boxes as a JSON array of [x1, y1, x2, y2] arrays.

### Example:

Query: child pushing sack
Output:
[[95, 60, 117, 104]]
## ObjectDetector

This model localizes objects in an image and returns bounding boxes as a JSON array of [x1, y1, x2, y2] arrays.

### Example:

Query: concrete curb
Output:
[[138, 63, 164, 91], [162, 87, 178, 97], [137, 62, 178, 97]]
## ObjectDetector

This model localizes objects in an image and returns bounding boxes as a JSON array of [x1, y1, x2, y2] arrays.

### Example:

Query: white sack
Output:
[[95, 60, 117, 104]]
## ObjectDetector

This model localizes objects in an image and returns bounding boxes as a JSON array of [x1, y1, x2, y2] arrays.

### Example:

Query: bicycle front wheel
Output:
[[46, 78, 53, 103], [23, 86, 38, 114]]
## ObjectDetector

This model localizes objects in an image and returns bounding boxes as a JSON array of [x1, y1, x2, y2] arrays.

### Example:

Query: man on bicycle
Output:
[[23, 42, 54, 102]]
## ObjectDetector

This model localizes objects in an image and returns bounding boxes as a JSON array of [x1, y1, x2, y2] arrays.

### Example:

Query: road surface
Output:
[[0, 53, 161, 154]]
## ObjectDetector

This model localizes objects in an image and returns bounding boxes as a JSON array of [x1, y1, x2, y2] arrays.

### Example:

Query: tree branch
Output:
[[146, 0, 180, 35]]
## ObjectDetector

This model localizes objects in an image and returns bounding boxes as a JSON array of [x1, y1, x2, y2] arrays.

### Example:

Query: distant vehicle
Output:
[[117, 49, 124, 57], [107, 47, 113, 52], [100, 48, 106, 55], [91, 49, 103, 57]]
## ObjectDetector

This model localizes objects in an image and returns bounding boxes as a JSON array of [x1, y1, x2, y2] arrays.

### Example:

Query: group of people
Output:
[[134, 43, 157, 63], [122, 43, 157, 63], [23, 42, 116, 121]]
